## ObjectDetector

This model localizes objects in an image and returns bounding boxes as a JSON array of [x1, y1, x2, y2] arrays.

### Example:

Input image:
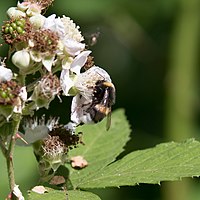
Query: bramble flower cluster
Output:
[[0, 0, 115, 197], [1, 0, 115, 126], [19, 116, 82, 182]]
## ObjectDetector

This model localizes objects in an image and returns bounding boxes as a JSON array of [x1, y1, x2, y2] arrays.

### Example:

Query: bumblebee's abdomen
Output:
[[88, 104, 111, 123]]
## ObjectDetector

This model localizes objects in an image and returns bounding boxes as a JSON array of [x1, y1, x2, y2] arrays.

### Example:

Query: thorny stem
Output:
[[6, 70, 26, 191], [5, 74, 27, 191], [6, 116, 21, 191]]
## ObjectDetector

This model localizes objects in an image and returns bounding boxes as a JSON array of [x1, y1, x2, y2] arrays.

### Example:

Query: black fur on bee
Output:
[[87, 80, 115, 130]]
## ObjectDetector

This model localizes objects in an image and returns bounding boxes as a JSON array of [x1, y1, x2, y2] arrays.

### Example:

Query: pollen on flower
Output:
[[30, 29, 59, 54], [84, 55, 95, 70], [61, 16, 84, 42]]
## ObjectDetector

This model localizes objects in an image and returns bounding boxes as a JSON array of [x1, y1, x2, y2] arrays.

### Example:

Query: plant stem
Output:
[[0, 137, 7, 157], [5, 73, 26, 191], [6, 117, 21, 191]]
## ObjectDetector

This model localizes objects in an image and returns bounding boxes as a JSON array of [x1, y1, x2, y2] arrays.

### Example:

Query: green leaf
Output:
[[68, 190, 101, 200], [28, 188, 66, 200], [67, 109, 131, 189], [28, 187, 101, 200], [76, 138, 200, 188]]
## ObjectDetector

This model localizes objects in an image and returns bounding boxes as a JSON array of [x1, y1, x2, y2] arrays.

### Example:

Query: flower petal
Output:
[[63, 39, 85, 56], [19, 86, 27, 101], [42, 56, 55, 72], [13, 185, 25, 200], [71, 50, 91, 74], [43, 14, 65, 38], [70, 94, 92, 124], [60, 69, 74, 96], [29, 50, 42, 62]]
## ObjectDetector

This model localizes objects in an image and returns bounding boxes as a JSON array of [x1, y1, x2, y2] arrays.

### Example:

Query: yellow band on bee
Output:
[[95, 104, 111, 115], [102, 82, 114, 88]]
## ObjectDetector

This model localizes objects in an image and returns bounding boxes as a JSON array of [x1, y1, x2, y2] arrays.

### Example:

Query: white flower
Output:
[[60, 69, 75, 96], [60, 51, 91, 95], [70, 50, 91, 74], [61, 15, 84, 42], [43, 14, 84, 42], [0, 65, 13, 82], [63, 39, 85, 56], [43, 14, 65, 38], [70, 94, 92, 125], [43, 14, 85, 56], [74, 66, 111, 100], [42, 56, 55, 72], [29, 51, 55, 72]]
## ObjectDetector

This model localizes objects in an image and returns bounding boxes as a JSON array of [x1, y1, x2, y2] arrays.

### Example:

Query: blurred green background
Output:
[[0, 0, 200, 199]]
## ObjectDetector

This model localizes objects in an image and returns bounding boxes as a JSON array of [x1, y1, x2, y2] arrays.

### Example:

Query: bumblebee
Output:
[[66, 66, 115, 132], [88, 80, 115, 130]]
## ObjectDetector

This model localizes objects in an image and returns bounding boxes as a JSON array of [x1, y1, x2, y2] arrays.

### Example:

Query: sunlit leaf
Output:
[[76, 138, 200, 188], [67, 109, 131, 189], [68, 190, 101, 200], [28, 187, 101, 200]]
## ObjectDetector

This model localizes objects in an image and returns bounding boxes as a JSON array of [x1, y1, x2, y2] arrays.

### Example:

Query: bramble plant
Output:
[[1, 0, 200, 200]]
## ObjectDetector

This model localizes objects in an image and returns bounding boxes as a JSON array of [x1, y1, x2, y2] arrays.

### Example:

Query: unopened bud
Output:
[[0, 66, 13, 82], [7, 7, 26, 19], [29, 14, 46, 29], [12, 50, 30, 71]]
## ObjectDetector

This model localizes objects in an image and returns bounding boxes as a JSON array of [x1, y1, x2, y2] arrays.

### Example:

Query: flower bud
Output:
[[7, 7, 26, 19], [12, 50, 30, 71], [0, 66, 13, 82], [29, 14, 46, 29]]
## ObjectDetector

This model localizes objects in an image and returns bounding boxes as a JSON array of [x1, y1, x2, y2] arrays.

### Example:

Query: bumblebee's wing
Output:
[[106, 111, 112, 131]]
